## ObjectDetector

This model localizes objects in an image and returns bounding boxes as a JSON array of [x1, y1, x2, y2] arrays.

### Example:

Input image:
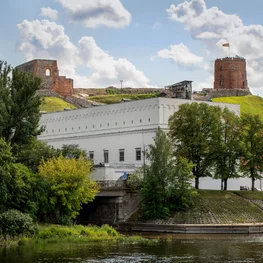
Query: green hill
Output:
[[40, 97, 75, 113], [88, 93, 159, 104], [212, 95, 263, 118]]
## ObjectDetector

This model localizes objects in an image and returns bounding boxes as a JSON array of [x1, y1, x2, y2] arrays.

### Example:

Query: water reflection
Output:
[[1, 234, 263, 263]]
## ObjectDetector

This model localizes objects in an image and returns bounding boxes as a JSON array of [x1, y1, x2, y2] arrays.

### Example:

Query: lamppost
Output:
[[120, 80, 123, 89]]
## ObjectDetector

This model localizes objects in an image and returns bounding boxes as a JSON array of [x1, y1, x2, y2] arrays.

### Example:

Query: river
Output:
[[1, 234, 263, 263]]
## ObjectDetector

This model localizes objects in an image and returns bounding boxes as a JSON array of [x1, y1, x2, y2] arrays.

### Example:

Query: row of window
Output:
[[45, 118, 151, 134], [89, 148, 142, 163]]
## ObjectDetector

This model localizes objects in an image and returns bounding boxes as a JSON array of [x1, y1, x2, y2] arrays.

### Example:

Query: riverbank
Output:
[[0, 224, 152, 247], [123, 190, 263, 233]]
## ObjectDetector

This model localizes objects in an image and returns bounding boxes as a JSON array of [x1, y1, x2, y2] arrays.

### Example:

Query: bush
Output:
[[0, 209, 34, 236]]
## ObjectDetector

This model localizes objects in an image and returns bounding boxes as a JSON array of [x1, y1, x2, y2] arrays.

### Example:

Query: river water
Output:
[[1, 234, 263, 263]]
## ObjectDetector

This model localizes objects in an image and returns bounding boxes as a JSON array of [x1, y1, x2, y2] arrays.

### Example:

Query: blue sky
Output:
[[1, 0, 263, 95]]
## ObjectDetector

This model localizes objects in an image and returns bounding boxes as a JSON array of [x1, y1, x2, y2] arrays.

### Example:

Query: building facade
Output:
[[39, 98, 241, 186], [214, 57, 248, 90], [16, 59, 73, 96]]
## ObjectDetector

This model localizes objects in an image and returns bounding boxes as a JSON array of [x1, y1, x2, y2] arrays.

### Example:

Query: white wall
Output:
[[39, 98, 240, 181]]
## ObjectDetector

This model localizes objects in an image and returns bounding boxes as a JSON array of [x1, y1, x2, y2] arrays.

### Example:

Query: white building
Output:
[[39, 97, 259, 190]]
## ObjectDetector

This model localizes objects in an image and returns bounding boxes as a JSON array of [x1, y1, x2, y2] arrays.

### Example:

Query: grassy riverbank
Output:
[[130, 190, 263, 225], [0, 224, 152, 247]]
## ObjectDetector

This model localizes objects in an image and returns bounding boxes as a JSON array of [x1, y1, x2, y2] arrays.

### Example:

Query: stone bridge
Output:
[[77, 180, 140, 226]]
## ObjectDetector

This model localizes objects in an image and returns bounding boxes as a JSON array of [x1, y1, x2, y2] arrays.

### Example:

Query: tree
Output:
[[141, 128, 174, 219], [38, 155, 99, 224], [15, 138, 59, 173], [141, 128, 195, 219], [60, 144, 87, 159], [212, 107, 242, 190], [0, 138, 36, 215], [0, 61, 42, 150], [240, 114, 263, 190], [169, 103, 221, 189]]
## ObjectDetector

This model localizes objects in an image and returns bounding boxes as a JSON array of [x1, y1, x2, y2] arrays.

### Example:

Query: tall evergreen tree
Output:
[[0, 61, 42, 150]]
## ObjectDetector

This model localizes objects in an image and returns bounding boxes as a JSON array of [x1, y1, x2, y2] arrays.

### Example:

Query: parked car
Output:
[[240, 186, 249, 191]]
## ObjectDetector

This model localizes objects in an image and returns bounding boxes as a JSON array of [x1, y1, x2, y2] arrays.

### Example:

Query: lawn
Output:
[[40, 97, 76, 113]]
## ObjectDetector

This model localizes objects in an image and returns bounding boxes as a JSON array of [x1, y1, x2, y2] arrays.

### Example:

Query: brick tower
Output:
[[16, 59, 73, 96], [214, 57, 248, 90]]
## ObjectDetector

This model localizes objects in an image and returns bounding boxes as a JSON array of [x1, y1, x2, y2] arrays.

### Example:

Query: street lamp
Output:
[[120, 80, 123, 89]]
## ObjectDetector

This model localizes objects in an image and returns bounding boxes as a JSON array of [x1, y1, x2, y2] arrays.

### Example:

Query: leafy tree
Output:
[[169, 103, 221, 189], [169, 157, 196, 211], [38, 155, 99, 224], [0, 61, 42, 150], [240, 114, 263, 190], [60, 144, 87, 159], [212, 108, 242, 190], [0, 138, 36, 215], [141, 128, 173, 219]]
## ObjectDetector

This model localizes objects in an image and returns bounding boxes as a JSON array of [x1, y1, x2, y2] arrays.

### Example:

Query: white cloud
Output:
[[167, 0, 263, 88], [55, 0, 131, 28], [157, 43, 203, 67], [16, 19, 151, 88], [40, 7, 58, 21]]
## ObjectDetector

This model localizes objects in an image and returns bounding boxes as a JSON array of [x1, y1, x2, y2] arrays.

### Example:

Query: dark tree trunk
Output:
[[252, 177, 255, 191], [224, 178, 228, 191], [221, 179, 224, 191], [195, 177, 199, 189]]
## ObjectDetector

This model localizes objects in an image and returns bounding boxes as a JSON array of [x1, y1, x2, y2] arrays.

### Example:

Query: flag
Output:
[[222, 43, 230, 47]]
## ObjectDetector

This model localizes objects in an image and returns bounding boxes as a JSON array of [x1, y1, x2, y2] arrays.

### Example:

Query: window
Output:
[[220, 80, 223, 86], [93, 125, 95, 129], [107, 123, 109, 127], [65, 128, 67, 131], [123, 121, 125, 125], [148, 118, 151, 122], [231, 65, 234, 70], [58, 129, 60, 132], [115, 122, 117, 126], [72, 127, 74, 131], [140, 119, 142, 123], [86, 126, 88, 129], [243, 81, 245, 88], [119, 149, 125, 162], [136, 148, 141, 161], [104, 150, 109, 163], [45, 69, 51, 76], [100, 124, 102, 128], [79, 126, 81, 130], [220, 66, 223, 71], [89, 151, 94, 160], [131, 120, 133, 124]]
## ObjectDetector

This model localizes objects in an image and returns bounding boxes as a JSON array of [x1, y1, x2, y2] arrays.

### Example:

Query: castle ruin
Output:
[[16, 59, 73, 96]]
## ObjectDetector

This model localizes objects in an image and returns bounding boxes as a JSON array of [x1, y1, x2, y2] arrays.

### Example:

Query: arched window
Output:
[[220, 66, 223, 71], [231, 65, 234, 70], [45, 69, 51, 76]]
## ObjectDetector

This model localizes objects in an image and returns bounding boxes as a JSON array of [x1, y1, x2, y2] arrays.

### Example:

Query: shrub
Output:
[[0, 209, 34, 236]]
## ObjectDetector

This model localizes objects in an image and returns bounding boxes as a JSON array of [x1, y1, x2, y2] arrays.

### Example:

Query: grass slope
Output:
[[88, 93, 159, 104], [212, 95, 263, 118], [40, 97, 75, 113], [134, 190, 263, 224]]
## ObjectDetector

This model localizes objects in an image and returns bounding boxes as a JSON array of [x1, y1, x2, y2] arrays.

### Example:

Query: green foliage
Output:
[[89, 93, 159, 104], [126, 168, 143, 190], [240, 114, 263, 190], [0, 61, 43, 149], [106, 88, 118, 95], [40, 97, 75, 113], [169, 102, 221, 189], [141, 128, 173, 219], [15, 138, 59, 173], [60, 144, 87, 159], [0, 209, 33, 236], [141, 129, 195, 219], [212, 107, 242, 190], [38, 155, 99, 224], [212, 95, 263, 119], [169, 157, 196, 211]]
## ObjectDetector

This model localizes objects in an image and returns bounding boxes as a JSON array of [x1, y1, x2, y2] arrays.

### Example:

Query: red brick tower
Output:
[[214, 57, 248, 90]]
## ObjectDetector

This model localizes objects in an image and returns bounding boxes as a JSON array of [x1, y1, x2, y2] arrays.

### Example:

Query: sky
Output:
[[1, 0, 263, 95]]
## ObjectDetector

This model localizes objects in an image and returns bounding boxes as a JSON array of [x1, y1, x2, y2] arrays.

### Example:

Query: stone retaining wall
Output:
[[119, 222, 263, 234]]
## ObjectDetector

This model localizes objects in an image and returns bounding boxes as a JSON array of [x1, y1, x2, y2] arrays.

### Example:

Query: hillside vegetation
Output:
[[130, 190, 263, 224], [212, 95, 263, 118], [88, 93, 159, 104], [40, 97, 75, 113]]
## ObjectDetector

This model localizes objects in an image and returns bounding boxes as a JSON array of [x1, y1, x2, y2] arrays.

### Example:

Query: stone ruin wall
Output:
[[16, 60, 73, 97]]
